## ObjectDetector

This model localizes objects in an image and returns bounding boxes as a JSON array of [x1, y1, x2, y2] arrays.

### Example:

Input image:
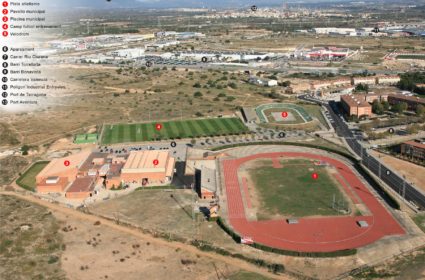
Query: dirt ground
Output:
[[370, 151, 425, 192], [0, 156, 29, 186], [57, 211, 241, 280], [0, 192, 291, 280]]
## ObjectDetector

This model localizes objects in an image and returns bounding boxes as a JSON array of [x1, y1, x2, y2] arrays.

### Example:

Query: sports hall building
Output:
[[36, 149, 175, 199]]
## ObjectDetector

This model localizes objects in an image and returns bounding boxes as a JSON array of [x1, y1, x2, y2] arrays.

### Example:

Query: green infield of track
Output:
[[248, 159, 349, 219], [101, 117, 249, 144]]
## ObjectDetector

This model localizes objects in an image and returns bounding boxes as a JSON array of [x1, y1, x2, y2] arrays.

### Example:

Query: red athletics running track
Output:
[[222, 152, 405, 252]]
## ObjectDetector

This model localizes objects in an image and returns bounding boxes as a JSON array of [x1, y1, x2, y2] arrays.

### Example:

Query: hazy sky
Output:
[[40, 0, 352, 10]]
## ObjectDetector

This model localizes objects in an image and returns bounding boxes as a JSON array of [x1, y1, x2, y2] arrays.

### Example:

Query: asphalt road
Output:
[[299, 94, 425, 210]]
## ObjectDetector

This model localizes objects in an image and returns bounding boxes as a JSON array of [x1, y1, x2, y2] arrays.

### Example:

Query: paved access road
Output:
[[299, 94, 425, 210]]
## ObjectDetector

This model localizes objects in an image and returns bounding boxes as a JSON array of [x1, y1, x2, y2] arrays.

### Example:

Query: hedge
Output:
[[135, 185, 177, 191], [190, 239, 285, 274], [211, 141, 400, 210], [217, 217, 241, 243]]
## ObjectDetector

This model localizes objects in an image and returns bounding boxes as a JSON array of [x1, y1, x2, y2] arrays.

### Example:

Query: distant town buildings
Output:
[[110, 48, 145, 58], [311, 75, 400, 92], [294, 47, 353, 60], [388, 94, 425, 111], [248, 76, 278, 87], [353, 76, 377, 86]]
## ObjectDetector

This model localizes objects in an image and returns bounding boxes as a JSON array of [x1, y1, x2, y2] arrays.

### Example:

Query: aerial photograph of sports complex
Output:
[[1, 0, 425, 279]]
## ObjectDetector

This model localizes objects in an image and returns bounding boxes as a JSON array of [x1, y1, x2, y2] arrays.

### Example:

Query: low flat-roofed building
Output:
[[377, 75, 400, 85], [36, 150, 92, 193], [353, 77, 377, 85], [332, 78, 352, 87], [340, 94, 372, 117], [65, 176, 96, 200], [37, 177, 69, 193], [311, 81, 332, 91], [121, 150, 175, 185], [362, 93, 389, 103], [195, 166, 217, 200], [388, 94, 425, 111], [104, 163, 124, 189], [401, 140, 425, 161]]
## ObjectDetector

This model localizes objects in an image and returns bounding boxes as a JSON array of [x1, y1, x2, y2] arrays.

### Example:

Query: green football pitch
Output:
[[248, 159, 349, 219], [101, 117, 249, 144]]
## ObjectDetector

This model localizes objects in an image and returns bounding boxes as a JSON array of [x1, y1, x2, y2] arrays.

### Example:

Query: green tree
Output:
[[416, 104, 425, 116], [392, 102, 407, 114], [382, 100, 390, 111], [372, 100, 384, 114], [355, 83, 369, 92], [228, 82, 237, 89], [193, 91, 203, 97], [21, 145, 30, 156], [281, 80, 291, 87]]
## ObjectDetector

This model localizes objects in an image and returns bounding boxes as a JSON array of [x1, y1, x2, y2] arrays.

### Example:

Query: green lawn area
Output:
[[303, 104, 330, 129], [248, 159, 349, 218], [412, 214, 425, 233], [16, 161, 49, 191], [228, 271, 271, 280], [101, 117, 248, 144], [74, 133, 98, 144]]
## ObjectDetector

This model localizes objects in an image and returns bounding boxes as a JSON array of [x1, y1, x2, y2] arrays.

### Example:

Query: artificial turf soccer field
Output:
[[101, 117, 249, 144], [248, 159, 349, 218]]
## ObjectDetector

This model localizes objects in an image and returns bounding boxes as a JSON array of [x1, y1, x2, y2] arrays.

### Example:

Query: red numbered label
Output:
[[64, 160, 70, 167], [312, 173, 319, 180], [153, 159, 159, 166], [281, 112, 288, 118], [155, 123, 162, 131]]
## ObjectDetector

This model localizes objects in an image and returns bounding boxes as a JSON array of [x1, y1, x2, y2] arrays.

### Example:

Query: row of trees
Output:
[[372, 100, 425, 116], [397, 72, 425, 95]]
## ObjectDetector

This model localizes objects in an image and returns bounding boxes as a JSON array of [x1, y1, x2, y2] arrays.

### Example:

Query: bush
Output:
[[228, 82, 237, 89], [47, 255, 59, 264]]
